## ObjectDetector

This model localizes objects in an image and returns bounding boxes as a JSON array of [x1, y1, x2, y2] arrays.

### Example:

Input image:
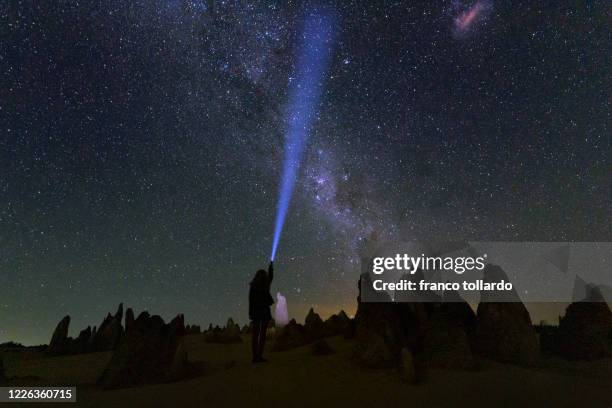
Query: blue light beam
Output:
[[270, 10, 337, 261]]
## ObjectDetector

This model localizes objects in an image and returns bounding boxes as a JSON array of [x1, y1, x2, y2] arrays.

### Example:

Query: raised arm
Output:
[[268, 261, 274, 284]]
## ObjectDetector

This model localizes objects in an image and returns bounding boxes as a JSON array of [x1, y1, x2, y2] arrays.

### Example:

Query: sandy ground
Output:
[[3, 334, 612, 408]]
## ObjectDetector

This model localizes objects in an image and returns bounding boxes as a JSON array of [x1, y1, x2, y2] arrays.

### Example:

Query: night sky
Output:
[[2, 1, 610, 345]]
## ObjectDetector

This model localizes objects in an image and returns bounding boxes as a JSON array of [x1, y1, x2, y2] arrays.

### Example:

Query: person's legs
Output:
[[251, 320, 260, 362], [257, 319, 269, 361]]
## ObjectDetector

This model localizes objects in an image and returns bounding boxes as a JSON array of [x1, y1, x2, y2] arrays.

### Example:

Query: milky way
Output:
[[453, 1, 488, 34], [2, 1, 610, 344]]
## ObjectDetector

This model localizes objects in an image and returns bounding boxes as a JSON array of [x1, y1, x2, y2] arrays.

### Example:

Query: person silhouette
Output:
[[249, 261, 274, 363]]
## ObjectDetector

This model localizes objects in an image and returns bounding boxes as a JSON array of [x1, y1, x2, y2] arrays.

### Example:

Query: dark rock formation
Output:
[[557, 286, 612, 360], [98, 312, 186, 389], [352, 273, 424, 368], [472, 265, 539, 365], [47, 304, 129, 356], [422, 309, 474, 369], [400, 348, 416, 384], [324, 310, 351, 336], [419, 291, 476, 369], [304, 308, 328, 341], [95, 317, 123, 351], [70, 326, 92, 354], [125, 308, 135, 333], [204, 318, 242, 343], [305, 308, 323, 327], [438, 290, 477, 334], [535, 323, 559, 355], [311, 339, 334, 355], [272, 319, 308, 351], [89, 314, 112, 349], [114, 303, 123, 324], [89, 326, 97, 347], [90, 304, 125, 352], [0, 356, 6, 385], [343, 318, 357, 339], [47, 315, 71, 355]]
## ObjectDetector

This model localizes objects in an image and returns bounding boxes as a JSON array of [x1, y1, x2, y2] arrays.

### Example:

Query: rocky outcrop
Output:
[[125, 308, 135, 333], [70, 326, 92, 354], [91, 316, 123, 352], [204, 318, 242, 343], [472, 265, 538, 365], [47, 316, 71, 355], [0, 356, 6, 385], [305, 308, 324, 327], [114, 303, 123, 323], [272, 319, 308, 351], [324, 310, 351, 336], [419, 291, 476, 369], [422, 309, 474, 369], [90, 303, 125, 352], [304, 308, 328, 341], [438, 290, 476, 334], [46, 304, 182, 356], [98, 312, 187, 389], [47, 306, 124, 355], [352, 273, 424, 368], [557, 286, 612, 360]]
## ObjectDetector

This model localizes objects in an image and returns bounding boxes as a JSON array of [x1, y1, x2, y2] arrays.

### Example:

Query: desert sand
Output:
[[3, 333, 612, 407]]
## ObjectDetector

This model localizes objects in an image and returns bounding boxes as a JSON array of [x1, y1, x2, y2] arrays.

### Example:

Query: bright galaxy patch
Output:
[[452, 0, 492, 37]]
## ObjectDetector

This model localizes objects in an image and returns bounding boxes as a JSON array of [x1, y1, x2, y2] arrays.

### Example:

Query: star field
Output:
[[1, 1, 610, 344]]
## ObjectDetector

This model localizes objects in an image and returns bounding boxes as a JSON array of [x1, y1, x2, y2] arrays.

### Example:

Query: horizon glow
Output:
[[270, 9, 337, 261]]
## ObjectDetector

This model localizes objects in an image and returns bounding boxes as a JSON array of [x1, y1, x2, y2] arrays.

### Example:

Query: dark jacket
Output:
[[249, 264, 274, 321]]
